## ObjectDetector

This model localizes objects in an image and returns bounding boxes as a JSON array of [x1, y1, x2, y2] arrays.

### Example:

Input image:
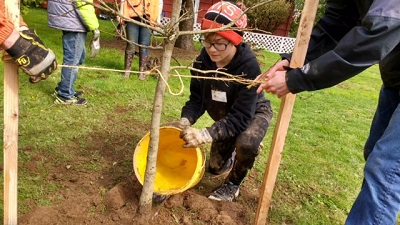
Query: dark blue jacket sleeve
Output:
[[286, 0, 400, 93]]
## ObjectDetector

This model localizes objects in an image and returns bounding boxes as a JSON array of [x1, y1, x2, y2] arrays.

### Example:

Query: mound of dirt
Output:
[[20, 169, 262, 225]]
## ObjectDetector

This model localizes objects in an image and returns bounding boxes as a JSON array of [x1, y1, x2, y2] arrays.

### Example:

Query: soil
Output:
[[18, 38, 265, 225]]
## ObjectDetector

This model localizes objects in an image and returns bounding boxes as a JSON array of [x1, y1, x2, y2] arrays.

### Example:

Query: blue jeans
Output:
[[125, 19, 151, 56], [57, 31, 86, 99], [346, 86, 400, 224]]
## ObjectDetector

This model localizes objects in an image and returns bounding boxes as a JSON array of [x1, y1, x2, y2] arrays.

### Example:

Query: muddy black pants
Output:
[[208, 102, 273, 185]]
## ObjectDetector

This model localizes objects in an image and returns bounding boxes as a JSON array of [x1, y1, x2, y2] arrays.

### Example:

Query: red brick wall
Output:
[[162, 1, 173, 18]]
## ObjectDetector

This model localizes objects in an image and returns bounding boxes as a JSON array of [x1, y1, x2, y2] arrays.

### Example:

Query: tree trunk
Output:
[[136, 0, 183, 221], [175, 0, 194, 50]]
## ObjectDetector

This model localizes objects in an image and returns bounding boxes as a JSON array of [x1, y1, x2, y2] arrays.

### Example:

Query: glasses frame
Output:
[[199, 38, 231, 51]]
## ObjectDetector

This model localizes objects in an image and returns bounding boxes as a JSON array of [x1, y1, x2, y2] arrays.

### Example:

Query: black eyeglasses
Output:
[[199, 39, 231, 51]]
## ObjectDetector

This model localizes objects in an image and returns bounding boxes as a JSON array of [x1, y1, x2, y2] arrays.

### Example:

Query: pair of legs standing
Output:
[[123, 20, 152, 80], [54, 31, 87, 105]]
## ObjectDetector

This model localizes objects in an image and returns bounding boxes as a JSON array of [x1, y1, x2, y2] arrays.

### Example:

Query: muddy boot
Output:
[[123, 51, 134, 78], [139, 55, 148, 81]]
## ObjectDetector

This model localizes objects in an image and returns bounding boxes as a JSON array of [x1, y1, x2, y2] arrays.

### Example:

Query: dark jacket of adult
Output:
[[181, 43, 272, 140], [285, 0, 400, 93]]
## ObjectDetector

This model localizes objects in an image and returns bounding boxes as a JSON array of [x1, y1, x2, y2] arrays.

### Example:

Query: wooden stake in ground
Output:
[[254, 1, 319, 224], [3, 0, 20, 225]]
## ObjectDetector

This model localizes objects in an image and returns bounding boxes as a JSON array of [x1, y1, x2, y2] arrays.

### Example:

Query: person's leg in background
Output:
[[123, 21, 139, 78], [54, 31, 87, 105], [138, 24, 151, 80]]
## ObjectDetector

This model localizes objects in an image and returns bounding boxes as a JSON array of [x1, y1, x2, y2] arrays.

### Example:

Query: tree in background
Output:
[[20, 0, 46, 13], [246, 0, 293, 34], [175, 0, 195, 51], [289, 0, 326, 37]]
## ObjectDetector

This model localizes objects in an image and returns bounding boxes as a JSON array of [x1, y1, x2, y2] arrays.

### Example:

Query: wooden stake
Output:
[[3, 0, 20, 224], [253, 1, 319, 224]]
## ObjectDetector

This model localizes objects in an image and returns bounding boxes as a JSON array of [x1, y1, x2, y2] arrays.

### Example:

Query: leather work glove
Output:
[[180, 127, 213, 148], [90, 29, 100, 58], [5, 29, 57, 83], [169, 118, 191, 130]]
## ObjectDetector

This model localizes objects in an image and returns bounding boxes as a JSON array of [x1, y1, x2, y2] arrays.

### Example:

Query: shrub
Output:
[[246, 0, 293, 33]]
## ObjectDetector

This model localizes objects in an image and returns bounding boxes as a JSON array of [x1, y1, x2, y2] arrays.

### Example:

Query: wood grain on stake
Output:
[[253, 1, 319, 224], [3, 0, 20, 224]]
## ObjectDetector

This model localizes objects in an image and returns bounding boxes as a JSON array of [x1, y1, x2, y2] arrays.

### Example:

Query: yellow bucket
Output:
[[133, 126, 206, 195]]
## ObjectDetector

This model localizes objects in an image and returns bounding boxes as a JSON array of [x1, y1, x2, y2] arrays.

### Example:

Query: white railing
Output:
[[160, 17, 295, 54]]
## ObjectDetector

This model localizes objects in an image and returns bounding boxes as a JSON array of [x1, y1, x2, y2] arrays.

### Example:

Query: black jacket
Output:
[[286, 0, 400, 93], [181, 43, 270, 140]]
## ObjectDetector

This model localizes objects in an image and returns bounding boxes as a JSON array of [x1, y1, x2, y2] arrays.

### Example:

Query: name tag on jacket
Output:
[[211, 90, 227, 103]]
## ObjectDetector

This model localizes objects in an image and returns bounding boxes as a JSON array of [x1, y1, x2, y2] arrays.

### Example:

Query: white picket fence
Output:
[[160, 17, 295, 54]]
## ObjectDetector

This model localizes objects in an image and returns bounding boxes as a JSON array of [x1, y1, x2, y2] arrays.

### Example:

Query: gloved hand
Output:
[[180, 127, 212, 148], [168, 118, 191, 130], [5, 29, 57, 83], [90, 29, 100, 58], [92, 29, 100, 40]]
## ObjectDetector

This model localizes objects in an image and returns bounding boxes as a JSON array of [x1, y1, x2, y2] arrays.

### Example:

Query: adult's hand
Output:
[[258, 70, 291, 98], [256, 59, 291, 97]]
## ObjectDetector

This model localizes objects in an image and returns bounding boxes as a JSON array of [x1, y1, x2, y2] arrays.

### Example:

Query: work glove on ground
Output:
[[90, 29, 100, 58], [5, 29, 57, 83], [168, 118, 191, 130], [180, 127, 212, 148]]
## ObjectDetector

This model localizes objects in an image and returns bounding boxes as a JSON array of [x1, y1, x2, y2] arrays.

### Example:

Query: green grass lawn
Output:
[[0, 7, 386, 224]]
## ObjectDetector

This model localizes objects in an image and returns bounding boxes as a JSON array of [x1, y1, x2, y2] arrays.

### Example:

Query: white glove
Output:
[[92, 29, 100, 40], [180, 127, 212, 148], [90, 29, 100, 58]]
